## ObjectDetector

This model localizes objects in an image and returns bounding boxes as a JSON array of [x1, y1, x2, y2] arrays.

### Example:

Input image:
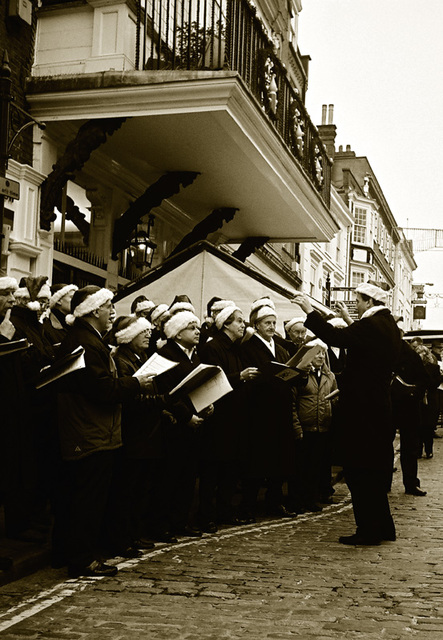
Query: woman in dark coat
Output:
[[240, 303, 297, 519], [296, 282, 402, 545], [198, 305, 259, 529]]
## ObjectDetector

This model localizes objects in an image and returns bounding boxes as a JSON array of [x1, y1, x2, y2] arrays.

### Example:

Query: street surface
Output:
[[0, 440, 442, 639]]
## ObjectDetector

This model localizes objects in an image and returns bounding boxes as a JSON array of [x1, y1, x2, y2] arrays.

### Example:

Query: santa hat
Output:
[[0, 277, 18, 292], [37, 283, 52, 299], [215, 304, 241, 330], [115, 317, 152, 344], [49, 284, 78, 309], [168, 301, 196, 315], [305, 338, 328, 351], [327, 317, 348, 329], [14, 276, 49, 311], [211, 299, 235, 316], [355, 281, 390, 304], [254, 305, 277, 323], [133, 299, 155, 314], [66, 286, 114, 325], [285, 316, 306, 333], [164, 311, 200, 339], [250, 296, 275, 314], [151, 303, 169, 325]]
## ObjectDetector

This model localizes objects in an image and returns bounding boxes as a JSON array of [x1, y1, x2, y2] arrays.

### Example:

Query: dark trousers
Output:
[[399, 423, 420, 491], [344, 467, 395, 540], [198, 459, 240, 523], [63, 449, 116, 572], [300, 431, 332, 506]]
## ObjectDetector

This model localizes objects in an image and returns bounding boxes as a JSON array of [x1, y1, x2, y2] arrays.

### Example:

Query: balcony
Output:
[[29, 0, 337, 245]]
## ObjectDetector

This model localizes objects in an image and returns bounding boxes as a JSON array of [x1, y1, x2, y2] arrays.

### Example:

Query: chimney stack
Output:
[[317, 104, 337, 161]]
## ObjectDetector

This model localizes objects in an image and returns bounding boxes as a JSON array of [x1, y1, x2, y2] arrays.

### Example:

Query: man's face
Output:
[[176, 321, 200, 349], [95, 300, 114, 334], [311, 351, 326, 369], [355, 293, 372, 319], [131, 327, 152, 351], [0, 289, 16, 318], [431, 342, 443, 358], [57, 290, 75, 315], [256, 316, 276, 341], [288, 322, 306, 344]]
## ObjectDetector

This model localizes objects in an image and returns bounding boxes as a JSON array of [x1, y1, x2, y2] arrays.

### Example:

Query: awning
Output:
[[114, 241, 331, 333]]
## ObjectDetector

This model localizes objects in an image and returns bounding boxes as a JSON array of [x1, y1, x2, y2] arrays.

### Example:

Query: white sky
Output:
[[297, 0, 443, 324]]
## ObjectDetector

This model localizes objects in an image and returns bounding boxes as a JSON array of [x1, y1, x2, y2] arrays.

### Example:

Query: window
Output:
[[353, 207, 367, 244], [351, 271, 365, 288]]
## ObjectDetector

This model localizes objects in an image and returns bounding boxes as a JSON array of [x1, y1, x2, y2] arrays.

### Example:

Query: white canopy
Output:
[[114, 242, 330, 334]]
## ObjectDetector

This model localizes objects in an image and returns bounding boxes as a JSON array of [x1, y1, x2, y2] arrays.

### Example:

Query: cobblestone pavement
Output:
[[0, 440, 442, 639]]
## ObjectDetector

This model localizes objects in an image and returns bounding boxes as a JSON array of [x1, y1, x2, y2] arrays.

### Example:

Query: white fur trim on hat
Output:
[[164, 311, 200, 339], [305, 338, 328, 351], [215, 305, 241, 330], [355, 282, 389, 304], [37, 283, 51, 299], [250, 296, 275, 314], [285, 316, 306, 333], [115, 317, 152, 344], [14, 287, 41, 311], [134, 300, 155, 313], [0, 277, 18, 292], [255, 305, 277, 322], [169, 301, 195, 315], [211, 299, 235, 315], [151, 303, 169, 324], [14, 287, 30, 300], [328, 317, 348, 328], [72, 288, 114, 319], [49, 284, 78, 309]]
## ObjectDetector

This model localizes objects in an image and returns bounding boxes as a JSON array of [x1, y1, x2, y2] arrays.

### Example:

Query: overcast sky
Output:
[[297, 0, 443, 322]]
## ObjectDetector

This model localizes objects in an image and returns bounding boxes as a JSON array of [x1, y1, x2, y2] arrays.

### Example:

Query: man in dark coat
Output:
[[240, 303, 297, 519], [42, 283, 78, 347], [156, 310, 212, 538], [296, 281, 402, 545], [198, 304, 259, 529], [55, 286, 154, 578], [9, 277, 55, 541], [391, 320, 428, 496]]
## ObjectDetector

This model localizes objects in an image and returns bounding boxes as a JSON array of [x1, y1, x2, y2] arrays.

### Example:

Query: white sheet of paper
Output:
[[133, 353, 178, 377], [188, 369, 233, 413]]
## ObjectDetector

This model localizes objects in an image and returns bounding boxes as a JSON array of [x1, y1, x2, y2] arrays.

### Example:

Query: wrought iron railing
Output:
[[135, 0, 331, 207], [54, 238, 106, 270]]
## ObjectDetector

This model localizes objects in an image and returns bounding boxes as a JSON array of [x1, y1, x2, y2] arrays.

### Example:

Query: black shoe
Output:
[[105, 546, 143, 559], [405, 487, 427, 496], [152, 531, 178, 543], [68, 560, 118, 578], [218, 516, 248, 526], [176, 526, 202, 538], [272, 505, 297, 518], [133, 538, 155, 550], [338, 534, 381, 546], [426, 453, 433, 459], [304, 503, 323, 512], [200, 521, 218, 534], [0, 557, 13, 571]]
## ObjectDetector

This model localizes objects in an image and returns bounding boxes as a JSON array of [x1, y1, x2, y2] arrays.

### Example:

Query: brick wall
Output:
[[1, 1, 38, 167]]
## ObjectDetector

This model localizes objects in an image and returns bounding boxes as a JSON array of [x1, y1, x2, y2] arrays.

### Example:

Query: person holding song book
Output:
[[156, 310, 214, 539], [198, 304, 259, 530], [240, 301, 298, 520], [102, 315, 172, 558], [54, 286, 155, 579]]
